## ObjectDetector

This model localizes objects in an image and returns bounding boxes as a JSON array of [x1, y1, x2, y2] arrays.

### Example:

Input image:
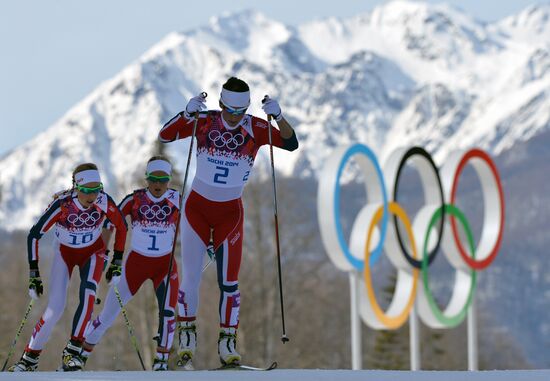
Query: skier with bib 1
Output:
[[159, 77, 298, 368], [81, 156, 181, 371], [9, 163, 127, 372]]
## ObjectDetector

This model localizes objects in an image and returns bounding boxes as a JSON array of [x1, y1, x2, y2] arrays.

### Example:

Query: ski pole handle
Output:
[[198, 92, 208, 115]]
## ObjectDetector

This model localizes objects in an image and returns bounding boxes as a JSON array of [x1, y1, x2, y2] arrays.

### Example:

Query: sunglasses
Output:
[[76, 183, 103, 194], [221, 100, 248, 116], [224, 105, 248, 116], [146, 174, 171, 183]]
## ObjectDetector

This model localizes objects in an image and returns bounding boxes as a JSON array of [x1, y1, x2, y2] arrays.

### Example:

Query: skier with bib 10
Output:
[[9, 163, 127, 372]]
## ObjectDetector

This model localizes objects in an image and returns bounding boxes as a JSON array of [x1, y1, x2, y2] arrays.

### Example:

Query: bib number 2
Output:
[[213, 166, 249, 184], [214, 166, 229, 184]]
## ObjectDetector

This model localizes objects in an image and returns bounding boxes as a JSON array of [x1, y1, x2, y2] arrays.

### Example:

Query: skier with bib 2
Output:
[[159, 77, 298, 368]]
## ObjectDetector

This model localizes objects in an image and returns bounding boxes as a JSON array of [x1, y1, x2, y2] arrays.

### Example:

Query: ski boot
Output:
[[79, 343, 94, 366], [177, 321, 197, 369], [152, 351, 169, 371], [8, 351, 40, 372], [59, 340, 86, 371], [218, 327, 241, 365]]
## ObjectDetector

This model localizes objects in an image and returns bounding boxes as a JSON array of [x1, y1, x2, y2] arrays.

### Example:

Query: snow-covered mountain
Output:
[[1, 1, 550, 230]]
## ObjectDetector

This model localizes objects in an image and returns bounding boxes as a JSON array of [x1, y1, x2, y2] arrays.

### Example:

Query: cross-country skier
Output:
[[82, 156, 181, 371], [9, 163, 127, 372], [159, 77, 299, 368]]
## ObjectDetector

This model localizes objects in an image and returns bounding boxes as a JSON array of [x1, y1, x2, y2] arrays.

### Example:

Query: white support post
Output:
[[349, 271, 362, 370], [468, 296, 478, 371], [409, 304, 421, 370]]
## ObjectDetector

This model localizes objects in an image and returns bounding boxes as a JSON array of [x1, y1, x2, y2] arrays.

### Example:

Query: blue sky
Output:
[[0, 0, 539, 156]]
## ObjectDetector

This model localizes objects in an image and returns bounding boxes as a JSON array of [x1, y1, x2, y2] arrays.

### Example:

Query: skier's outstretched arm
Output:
[[104, 195, 128, 256], [159, 94, 207, 142], [101, 192, 133, 264], [27, 199, 62, 265], [26, 199, 62, 299]]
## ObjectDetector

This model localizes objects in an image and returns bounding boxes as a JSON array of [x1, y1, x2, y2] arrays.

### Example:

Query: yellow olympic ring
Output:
[[363, 202, 419, 329]]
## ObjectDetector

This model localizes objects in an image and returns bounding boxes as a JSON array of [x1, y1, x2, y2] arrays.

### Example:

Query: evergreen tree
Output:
[[365, 269, 456, 370], [366, 270, 409, 370]]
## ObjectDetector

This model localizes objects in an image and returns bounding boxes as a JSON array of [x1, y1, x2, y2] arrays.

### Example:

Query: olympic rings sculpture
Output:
[[67, 211, 102, 227], [317, 144, 505, 330], [139, 204, 172, 220], [208, 130, 245, 150]]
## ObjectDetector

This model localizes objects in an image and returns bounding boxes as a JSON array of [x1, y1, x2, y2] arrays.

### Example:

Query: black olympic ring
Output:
[[389, 147, 445, 269], [139, 204, 172, 220], [67, 211, 101, 227], [208, 130, 245, 150]]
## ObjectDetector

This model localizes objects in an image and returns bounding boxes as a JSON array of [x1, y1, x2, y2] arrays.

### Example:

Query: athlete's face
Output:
[[220, 101, 246, 127], [147, 171, 170, 198], [76, 182, 100, 208]]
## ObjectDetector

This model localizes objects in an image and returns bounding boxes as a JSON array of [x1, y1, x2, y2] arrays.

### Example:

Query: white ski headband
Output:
[[147, 160, 172, 175], [220, 88, 250, 109], [74, 169, 101, 186]]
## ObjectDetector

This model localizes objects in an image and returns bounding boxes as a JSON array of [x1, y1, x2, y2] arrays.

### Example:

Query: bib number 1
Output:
[[148, 235, 160, 251]]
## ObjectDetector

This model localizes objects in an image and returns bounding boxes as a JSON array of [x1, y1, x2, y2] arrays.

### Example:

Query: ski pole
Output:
[[2, 299, 34, 371], [202, 240, 215, 273], [113, 286, 146, 370], [159, 92, 207, 336], [263, 96, 290, 344]]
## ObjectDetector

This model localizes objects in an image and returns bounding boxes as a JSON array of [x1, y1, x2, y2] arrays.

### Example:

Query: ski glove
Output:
[[106, 250, 123, 285], [261, 97, 283, 121], [184, 94, 207, 118], [29, 268, 43, 300]]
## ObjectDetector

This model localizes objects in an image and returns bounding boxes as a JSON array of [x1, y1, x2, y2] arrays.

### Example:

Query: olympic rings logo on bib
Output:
[[139, 204, 172, 220], [67, 211, 102, 227], [208, 130, 245, 150], [317, 144, 505, 330]]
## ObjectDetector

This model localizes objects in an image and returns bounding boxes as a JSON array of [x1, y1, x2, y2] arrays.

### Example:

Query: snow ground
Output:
[[0, 370, 549, 381]]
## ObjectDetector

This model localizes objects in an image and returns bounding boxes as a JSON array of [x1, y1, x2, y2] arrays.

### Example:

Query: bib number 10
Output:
[[69, 233, 94, 246]]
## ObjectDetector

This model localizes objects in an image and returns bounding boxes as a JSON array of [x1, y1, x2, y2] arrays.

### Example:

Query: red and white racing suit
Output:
[[85, 188, 180, 352], [159, 110, 298, 328], [25, 191, 127, 353]]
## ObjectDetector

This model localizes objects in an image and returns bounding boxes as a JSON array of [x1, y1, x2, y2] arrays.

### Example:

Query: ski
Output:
[[56, 367, 82, 372], [210, 361, 277, 371]]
